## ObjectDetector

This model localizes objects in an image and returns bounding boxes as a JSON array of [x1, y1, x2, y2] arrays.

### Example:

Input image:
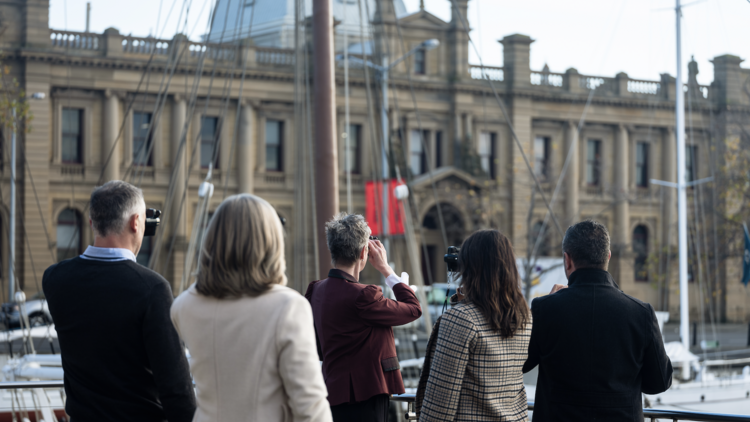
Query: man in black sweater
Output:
[[523, 220, 673, 421], [43, 181, 195, 422]]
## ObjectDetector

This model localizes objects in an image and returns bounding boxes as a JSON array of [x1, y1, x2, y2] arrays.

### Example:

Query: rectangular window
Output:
[[345, 124, 361, 174], [62, 108, 83, 164], [414, 48, 426, 75], [686, 145, 697, 183], [636, 142, 649, 187], [479, 132, 497, 179], [435, 131, 442, 168], [534, 136, 550, 181], [586, 139, 601, 186], [265, 120, 284, 171], [410, 129, 428, 176], [200, 116, 219, 169], [132, 112, 153, 166]]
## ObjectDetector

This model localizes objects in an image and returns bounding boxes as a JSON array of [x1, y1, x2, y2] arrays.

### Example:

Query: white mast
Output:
[[675, 0, 691, 380]]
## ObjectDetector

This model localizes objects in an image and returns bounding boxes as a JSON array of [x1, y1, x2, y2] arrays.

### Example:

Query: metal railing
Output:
[[0, 383, 746, 421], [391, 394, 750, 422]]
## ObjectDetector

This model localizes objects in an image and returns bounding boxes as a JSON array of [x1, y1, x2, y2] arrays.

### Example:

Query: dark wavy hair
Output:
[[458, 230, 530, 338]]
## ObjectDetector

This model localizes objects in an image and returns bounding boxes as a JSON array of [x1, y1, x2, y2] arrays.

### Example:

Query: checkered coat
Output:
[[416, 300, 531, 421]]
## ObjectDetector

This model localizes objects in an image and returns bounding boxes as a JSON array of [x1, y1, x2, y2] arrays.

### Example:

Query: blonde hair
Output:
[[195, 194, 286, 298]]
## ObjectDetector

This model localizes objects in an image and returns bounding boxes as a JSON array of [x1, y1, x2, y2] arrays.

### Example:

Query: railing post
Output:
[[660, 73, 676, 101], [171, 34, 189, 63], [104, 28, 123, 58], [238, 39, 256, 68], [616, 72, 629, 96], [565, 68, 583, 93]]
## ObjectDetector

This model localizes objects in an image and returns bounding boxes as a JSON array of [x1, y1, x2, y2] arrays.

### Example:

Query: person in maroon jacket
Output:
[[306, 212, 422, 422]]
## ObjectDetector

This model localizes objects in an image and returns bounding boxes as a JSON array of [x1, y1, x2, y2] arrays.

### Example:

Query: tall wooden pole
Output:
[[313, 0, 338, 279]]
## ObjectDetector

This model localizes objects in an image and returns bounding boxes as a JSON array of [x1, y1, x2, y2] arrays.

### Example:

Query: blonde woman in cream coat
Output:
[[171, 194, 332, 422]]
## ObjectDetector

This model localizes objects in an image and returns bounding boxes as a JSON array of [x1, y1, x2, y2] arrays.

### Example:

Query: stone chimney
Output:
[[23, 0, 51, 48], [501, 34, 534, 89], [711, 55, 748, 106], [448, 0, 470, 80]]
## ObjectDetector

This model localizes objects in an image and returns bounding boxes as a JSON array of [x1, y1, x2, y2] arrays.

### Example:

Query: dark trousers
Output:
[[331, 394, 389, 422]]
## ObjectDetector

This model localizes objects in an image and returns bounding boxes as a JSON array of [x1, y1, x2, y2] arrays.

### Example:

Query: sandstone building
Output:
[[1, 0, 749, 323]]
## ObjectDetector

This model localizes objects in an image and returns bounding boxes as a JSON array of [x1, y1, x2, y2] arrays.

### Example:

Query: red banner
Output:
[[365, 179, 405, 236]]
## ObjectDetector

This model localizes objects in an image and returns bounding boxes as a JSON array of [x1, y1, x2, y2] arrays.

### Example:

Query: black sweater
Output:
[[43, 257, 196, 422]]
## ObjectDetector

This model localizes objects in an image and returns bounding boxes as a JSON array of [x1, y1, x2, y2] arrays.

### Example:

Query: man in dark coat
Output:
[[306, 213, 422, 422], [523, 220, 673, 421]]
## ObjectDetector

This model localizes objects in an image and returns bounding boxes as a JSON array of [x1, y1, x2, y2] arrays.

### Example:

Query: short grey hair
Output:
[[89, 181, 145, 237], [325, 213, 371, 266], [562, 220, 610, 270]]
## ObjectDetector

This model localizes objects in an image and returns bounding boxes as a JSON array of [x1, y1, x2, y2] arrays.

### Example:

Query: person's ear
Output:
[[89, 218, 94, 229], [129, 213, 140, 233], [563, 252, 573, 272], [608, 250, 612, 260], [360, 244, 368, 261]]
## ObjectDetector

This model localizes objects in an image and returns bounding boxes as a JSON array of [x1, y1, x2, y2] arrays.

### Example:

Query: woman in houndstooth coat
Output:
[[417, 230, 532, 422]]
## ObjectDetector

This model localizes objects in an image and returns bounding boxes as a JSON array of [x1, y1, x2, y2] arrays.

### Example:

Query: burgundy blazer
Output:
[[305, 269, 422, 406]]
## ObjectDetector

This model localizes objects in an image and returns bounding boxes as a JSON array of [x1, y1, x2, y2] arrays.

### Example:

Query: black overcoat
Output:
[[523, 268, 673, 421]]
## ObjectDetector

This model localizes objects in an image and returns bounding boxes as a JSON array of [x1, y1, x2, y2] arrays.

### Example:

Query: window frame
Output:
[[200, 116, 220, 169], [686, 145, 698, 183], [586, 139, 602, 186], [61, 108, 84, 164], [633, 225, 649, 282], [345, 124, 361, 175], [435, 131, 442, 168], [414, 48, 426, 75], [265, 119, 284, 172], [534, 136, 551, 181], [56, 208, 83, 262], [132, 111, 154, 167], [479, 131, 497, 180], [635, 142, 649, 188], [409, 129, 428, 176]]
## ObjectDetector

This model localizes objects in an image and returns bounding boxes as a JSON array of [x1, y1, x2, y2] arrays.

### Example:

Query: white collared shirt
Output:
[[80, 246, 137, 263]]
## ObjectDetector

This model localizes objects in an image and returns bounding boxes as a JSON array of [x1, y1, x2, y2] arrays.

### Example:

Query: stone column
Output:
[[171, 96, 187, 238], [614, 124, 630, 248], [660, 127, 677, 312], [510, 97, 534, 253], [102, 90, 120, 182], [662, 128, 677, 245], [463, 113, 473, 144], [565, 121, 579, 225], [169, 96, 188, 288], [237, 102, 256, 193]]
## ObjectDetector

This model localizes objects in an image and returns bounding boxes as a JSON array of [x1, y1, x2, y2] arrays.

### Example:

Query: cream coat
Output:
[[171, 284, 332, 422]]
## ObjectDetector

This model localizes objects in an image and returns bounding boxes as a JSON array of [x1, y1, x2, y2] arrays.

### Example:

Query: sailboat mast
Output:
[[675, 0, 690, 380], [313, 0, 339, 279]]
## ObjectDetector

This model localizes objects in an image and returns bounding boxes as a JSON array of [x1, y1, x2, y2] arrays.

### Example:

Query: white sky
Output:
[[49, 0, 750, 85]]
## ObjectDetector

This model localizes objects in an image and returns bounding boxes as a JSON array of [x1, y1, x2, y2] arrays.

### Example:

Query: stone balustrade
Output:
[[48, 28, 283, 67], [121, 36, 170, 56], [50, 30, 102, 51], [255, 47, 296, 66], [530, 70, 563, 87], [45, 28, 714, 101], [469, 65, 504, 81]]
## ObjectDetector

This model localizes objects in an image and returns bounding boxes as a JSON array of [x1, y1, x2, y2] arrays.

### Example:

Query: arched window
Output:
[[633, 225, 648, 282], [57, 208, 82, 262], [531, 221, 550, 257]]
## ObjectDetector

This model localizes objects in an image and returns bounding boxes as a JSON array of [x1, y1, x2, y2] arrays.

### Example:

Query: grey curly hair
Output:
[[325, 212, 372, 266]]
